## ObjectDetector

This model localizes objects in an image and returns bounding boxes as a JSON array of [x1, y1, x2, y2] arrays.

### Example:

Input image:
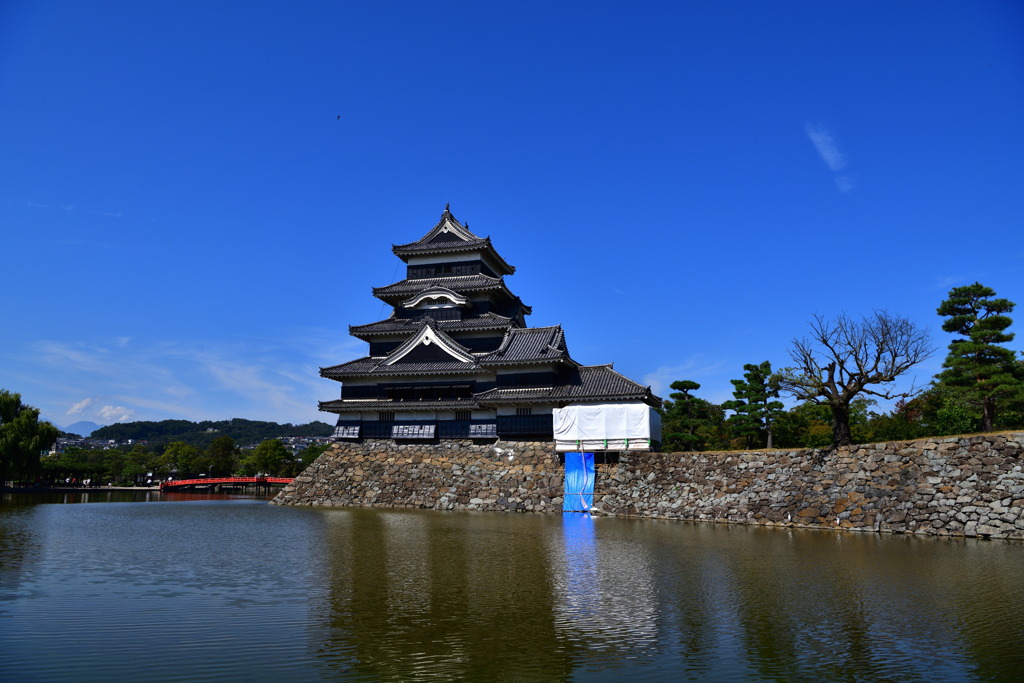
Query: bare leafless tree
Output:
[[776, 311, 935, 447]]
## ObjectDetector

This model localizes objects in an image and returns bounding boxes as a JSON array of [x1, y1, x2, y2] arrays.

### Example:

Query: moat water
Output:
[[1, 491, 1022, 682]]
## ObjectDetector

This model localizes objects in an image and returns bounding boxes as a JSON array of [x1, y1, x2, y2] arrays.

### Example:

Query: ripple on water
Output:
[[2, 501, 1024, 682]]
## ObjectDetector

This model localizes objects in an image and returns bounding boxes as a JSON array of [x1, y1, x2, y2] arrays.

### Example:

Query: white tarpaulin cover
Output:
[[553, 403, 661, 451]]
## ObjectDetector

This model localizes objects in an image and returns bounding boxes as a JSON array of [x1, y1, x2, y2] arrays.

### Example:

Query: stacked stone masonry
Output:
[[273, 432, 1024, 540]]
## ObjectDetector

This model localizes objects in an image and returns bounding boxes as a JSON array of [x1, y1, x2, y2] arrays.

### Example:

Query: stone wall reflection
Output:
[[309, 509, 1024, 680]]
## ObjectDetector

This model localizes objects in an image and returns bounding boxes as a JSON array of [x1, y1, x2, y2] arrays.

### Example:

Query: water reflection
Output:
[[550, 513, 660, 676], [315, 509, 572, 681], [2, 498, 1023, 681], [310, 514, 1024, 681]]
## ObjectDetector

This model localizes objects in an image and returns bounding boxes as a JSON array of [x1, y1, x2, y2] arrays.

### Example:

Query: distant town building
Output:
[[319, 206, 661, 450]]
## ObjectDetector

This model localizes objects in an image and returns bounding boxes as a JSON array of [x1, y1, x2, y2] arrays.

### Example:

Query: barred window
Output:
[[516, 407, 532, 416], [455, 410, 471, 421], [378, 411, 395, 422]]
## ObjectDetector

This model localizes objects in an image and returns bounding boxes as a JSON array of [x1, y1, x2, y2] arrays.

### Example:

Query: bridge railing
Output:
[[160, 476, 293, 490]]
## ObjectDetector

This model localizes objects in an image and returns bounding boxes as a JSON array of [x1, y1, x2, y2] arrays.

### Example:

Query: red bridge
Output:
[[160, 476, 294, 491]]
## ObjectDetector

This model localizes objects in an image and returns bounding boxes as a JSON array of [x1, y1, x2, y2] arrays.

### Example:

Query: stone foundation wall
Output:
[[272, 439, 563, 512], [273, 433, 1024, 539], [597, 432, 1024, 540]]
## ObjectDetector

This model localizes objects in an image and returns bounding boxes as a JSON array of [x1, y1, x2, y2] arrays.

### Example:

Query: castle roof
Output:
[[349, 312, 515, 339], [322, 319, 483, 379], [479, 326, 570, 366], [474, 364, 661, 407], [392, 207, 515, 275], [373, 274, 510, 301], [319, 398, 481, 412]]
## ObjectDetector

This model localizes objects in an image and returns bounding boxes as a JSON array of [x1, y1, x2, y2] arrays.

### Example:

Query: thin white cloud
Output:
[[98, 405, 135, 422], [934, 275, 966, 291], [23, 333, 335, 425], [835, 174, 856, 194], [805, 122, 847, 171], [18, 199, 122, 218], [66, 397, 94, 416]]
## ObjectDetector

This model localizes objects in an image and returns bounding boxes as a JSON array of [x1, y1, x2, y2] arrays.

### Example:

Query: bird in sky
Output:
[[336, 115, 341, 120]]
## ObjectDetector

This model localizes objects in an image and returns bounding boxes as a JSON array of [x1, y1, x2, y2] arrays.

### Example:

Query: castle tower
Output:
[[319, 207, 661, 448]]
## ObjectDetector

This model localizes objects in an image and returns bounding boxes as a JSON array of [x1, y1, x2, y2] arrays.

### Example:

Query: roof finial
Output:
[[445, 201, 450, 212]]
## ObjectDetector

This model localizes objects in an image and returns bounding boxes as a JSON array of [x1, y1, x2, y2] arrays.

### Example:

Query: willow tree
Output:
[[936, 282, 1022, 432], [776, 312, 933, 448], [1, 390, 59, 487]]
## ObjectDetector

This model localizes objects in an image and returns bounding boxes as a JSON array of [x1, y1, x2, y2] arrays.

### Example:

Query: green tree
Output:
[[660, 380, 725, 451], [204, 436, 240, 476], [772, 402, 833, 449], [722, 361, 785, 448], [772, 399, 878, 448], [862, 398, 927, 443], [120, 443, 153, 485], [1, 390, 59, 486], [241, 439, 291, 476], [776, 312, 934, 448], [290, 443, 329, 476], [935, 282, 1023, 432], [159, 441, 199, 477]]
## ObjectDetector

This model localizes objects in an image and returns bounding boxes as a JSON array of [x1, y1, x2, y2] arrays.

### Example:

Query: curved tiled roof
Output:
[[323, 320, 483, 379], [392, 208, 515, 275], [372, 274, 509, 301], [474, 364, 661, 407], [319, 398, 481, 412], [480, 326, 570, 366], [322, 357, 483, 379], [349, 313, 514, 339]]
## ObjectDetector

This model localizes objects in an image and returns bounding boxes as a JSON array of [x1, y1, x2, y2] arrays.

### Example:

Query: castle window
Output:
[[455, 410, 471, 421], [378, 411, 395, 422], [516, 407, 533, 416]]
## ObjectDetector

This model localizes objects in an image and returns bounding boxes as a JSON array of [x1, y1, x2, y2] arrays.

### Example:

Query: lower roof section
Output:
[[319, 398, 480, 412], [474, 365, 660, 407], [320, 364, 659, 413]]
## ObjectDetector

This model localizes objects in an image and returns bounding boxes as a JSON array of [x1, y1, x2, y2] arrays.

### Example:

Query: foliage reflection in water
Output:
[[1, 495, 1022, 681]]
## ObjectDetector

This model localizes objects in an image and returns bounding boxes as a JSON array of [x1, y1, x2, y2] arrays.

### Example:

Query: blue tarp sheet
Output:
[[563, 452, 594, 512]]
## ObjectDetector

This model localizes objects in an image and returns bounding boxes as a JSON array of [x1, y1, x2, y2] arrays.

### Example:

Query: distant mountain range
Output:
[[61, 421, 103, 437], [57, 418, 332, 448]]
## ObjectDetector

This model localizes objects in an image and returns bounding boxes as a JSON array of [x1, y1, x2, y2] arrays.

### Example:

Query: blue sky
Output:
[[2, 1, 1022, 429]]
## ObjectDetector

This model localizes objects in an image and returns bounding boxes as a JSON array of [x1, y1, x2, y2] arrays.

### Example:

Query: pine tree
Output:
[[660, 380, 723, 451], [722, 361, 784, 448], [936, 283, 1023, 432]]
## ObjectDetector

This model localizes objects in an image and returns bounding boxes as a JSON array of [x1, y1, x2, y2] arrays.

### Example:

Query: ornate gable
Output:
[[383, 319, 477, 366], [402, 286, 469, 309]]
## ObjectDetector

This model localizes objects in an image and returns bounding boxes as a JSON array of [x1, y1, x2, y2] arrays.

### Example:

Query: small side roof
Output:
[[480, 325, 570, 366], [474, 364, 662, 408]]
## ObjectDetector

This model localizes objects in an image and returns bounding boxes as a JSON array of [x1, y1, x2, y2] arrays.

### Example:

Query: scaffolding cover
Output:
[[553, 403, 661, 447]]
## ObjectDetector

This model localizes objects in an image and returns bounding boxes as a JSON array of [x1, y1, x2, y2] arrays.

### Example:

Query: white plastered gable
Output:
[[383, 323, 476, 365]]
